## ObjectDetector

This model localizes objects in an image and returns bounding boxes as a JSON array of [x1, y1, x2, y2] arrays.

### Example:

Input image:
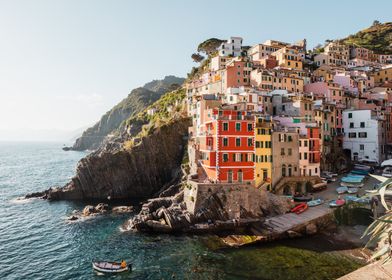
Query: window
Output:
[[247, 138, 253, 146], [360, 122, 365, 128], [248, 153, 253, 162], [304, 140, 308, 147], [236, 138, 241, 147], [281, 148, 285, 155], [288, 135, 293, 142], [235, 153, 241, 162], [223, 138, 228, 147], [350, 122, 354, 128], [235, 123, 241, 131], [223, 122, 229, 131], [288, 148, 292, 156], [223, 153, 229, 162], [304, 153, 308, 160], [247, 123, 253, 131], [360, 144, 364, 151], [348, 132, 356, 138], [348, 113, 353, 118], [358, 132, 367, 138]]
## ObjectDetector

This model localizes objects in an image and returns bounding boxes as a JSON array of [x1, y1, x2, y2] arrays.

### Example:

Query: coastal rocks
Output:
[[33, 118, 190, 201], [306, 223, 318, 235], [124, 184, 291, 235], [68, 203, 134, 221]]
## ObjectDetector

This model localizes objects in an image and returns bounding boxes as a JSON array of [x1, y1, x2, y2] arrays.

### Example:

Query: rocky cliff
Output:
[[70, 75, 184, 151], [47, 117, 190, 200]]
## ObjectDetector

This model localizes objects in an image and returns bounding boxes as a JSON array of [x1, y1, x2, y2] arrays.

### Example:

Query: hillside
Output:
[[70, 76, 184, 151], [340, 21, 392, 54]]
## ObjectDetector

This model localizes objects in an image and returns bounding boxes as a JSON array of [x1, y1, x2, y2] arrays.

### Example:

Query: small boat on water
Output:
[[347, 187, 358, 194], [291, 202, 308, 214], [329, 199, 345, 208], [307, 199, 323, 207], [92, 261, 131, 274], [336, 186, 348, 194]]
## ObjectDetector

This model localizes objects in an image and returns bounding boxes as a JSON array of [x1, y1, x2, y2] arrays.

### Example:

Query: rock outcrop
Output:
[[45, 117, 190, 201], [125, 184, 292, 234], [70, 76, 184, 151]]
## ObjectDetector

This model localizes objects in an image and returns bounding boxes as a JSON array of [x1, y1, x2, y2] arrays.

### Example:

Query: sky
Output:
[[0, 0, 391, 141]]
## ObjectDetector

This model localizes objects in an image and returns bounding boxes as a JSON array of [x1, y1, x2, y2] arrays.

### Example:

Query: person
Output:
[[121, 260, 127, 268]]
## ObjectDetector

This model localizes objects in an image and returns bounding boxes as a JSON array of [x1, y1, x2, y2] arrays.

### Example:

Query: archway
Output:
[[295, 182, 302, 194], [283, 185, 292, 195], [305, 181, 313, 193]]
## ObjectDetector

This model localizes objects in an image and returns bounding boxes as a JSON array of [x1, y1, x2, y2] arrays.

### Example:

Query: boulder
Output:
[[112, 206, 134, 214], [83, 205, 95, 216], [306, 223, 318, 235], [95, 203, 109, 212]]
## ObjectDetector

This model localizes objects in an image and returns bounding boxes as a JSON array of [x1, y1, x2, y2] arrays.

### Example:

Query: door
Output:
[[228, 170, 233, 183], [238, 170, 243, 183]]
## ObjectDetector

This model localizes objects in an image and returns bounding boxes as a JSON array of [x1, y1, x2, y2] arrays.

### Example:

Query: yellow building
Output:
[[372, 66, 392, 84], [254, 116, 273, 190]]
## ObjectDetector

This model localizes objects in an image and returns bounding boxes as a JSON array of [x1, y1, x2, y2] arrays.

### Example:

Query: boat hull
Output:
[[92, 262, 130, 273]]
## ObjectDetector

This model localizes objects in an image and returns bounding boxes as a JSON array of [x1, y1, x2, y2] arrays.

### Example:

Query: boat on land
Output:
[[347, 187, 358, 194], [329, 199, 345, 208], [336, 186, 348, 194], [291, 202, 308, 214], [312, 182, 327, 192], [92, 261, 131, 273], [293, 195, 312, 202], [307, 199, 323, 207], [345, 195, 371, 204]]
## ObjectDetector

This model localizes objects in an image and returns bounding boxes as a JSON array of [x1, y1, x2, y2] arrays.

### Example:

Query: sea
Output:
[[0, 142, 363, 280]]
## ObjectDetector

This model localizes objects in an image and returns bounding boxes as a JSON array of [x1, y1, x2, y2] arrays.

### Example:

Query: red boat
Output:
[[291, 202, 308, 214]]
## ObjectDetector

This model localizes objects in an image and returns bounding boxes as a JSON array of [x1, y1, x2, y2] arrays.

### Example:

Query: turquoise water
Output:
[[0, 142, 362, 280]]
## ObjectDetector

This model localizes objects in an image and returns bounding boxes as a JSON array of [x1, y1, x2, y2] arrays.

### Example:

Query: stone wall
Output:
[[184, 181, 291, 219]]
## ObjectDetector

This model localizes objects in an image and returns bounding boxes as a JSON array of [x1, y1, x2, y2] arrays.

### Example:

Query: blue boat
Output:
[[347, 187, 358, 194], [341, 176, 363, 184], [351, 169, 369, 175], [307, 199, 323, 207], [336, 186, 348, 194]]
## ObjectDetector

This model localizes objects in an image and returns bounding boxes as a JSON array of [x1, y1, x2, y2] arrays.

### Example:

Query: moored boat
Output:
[[307, 199, 323, 207], [293, 195, 312, 202], [347, 187, 358, 194], [329, 199, 345, 207], [336, 186, 348, 194], [291, 202, 308, 214], [92, 261, 131, 273]]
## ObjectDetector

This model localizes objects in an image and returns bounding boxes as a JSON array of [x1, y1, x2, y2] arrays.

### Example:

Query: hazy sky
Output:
[[0, 0, 391, 140]]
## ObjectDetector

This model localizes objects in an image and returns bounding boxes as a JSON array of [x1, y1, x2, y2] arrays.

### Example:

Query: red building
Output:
[[200, 106, 255, 183]]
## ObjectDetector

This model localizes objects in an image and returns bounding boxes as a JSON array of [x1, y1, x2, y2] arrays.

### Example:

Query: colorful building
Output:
[[254, 116, 273, 189]]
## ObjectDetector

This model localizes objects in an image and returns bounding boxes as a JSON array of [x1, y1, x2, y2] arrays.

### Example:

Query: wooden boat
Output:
[[291, 202, 308, 214], [336, 186, 348, 194], [312, 182, 327, 192], [347, 187, 358, 194], [92, 261, 131, 273], [307, 199, 323, 207], [329, 199, 345, 208], [293, 195, 312, 202]]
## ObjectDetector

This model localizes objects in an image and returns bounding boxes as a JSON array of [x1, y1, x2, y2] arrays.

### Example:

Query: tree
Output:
[[191, 53, 205, 63], [197, 38, 225, 56], [372, 20, 381, 26]]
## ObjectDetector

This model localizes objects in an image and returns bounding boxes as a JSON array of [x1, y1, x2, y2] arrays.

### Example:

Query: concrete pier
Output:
[[221, 204, 334, 247]]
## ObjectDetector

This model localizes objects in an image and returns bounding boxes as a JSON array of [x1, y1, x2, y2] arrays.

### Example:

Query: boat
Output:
[[307, 199, 323, 207], [293, 195, 312, 202], [329, 199, 345, 208], [341, 176, 363, 184], [345, 195, 370, 204], [92, 261, 131, 273], [347, 187, 358, 194], [345, 195, 359, 202], [312, 182, 327, 192], [336, 186, 348, 194], [291, 202, 308, 214]]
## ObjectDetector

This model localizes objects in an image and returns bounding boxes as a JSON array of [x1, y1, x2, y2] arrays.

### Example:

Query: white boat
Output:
[[336, 186, 348, 194], [347, 187, 358, 194], [92, 261, 131, 273]]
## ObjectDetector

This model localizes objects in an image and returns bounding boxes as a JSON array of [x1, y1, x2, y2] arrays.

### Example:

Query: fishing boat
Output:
[[92, 261, 131, 273], [336, 186, 348, 194], [307, 199, 323, 207], [293, 195, 312, 202], [329, 199, 345, 208], [312, 182, 327, 192], [291, 202, 308, 214], [347, 187, 358, 194], [345, 195, 359, 202]]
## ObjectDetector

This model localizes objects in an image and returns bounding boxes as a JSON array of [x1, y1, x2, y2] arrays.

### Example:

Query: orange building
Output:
[[200, 106, 255, 183]]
